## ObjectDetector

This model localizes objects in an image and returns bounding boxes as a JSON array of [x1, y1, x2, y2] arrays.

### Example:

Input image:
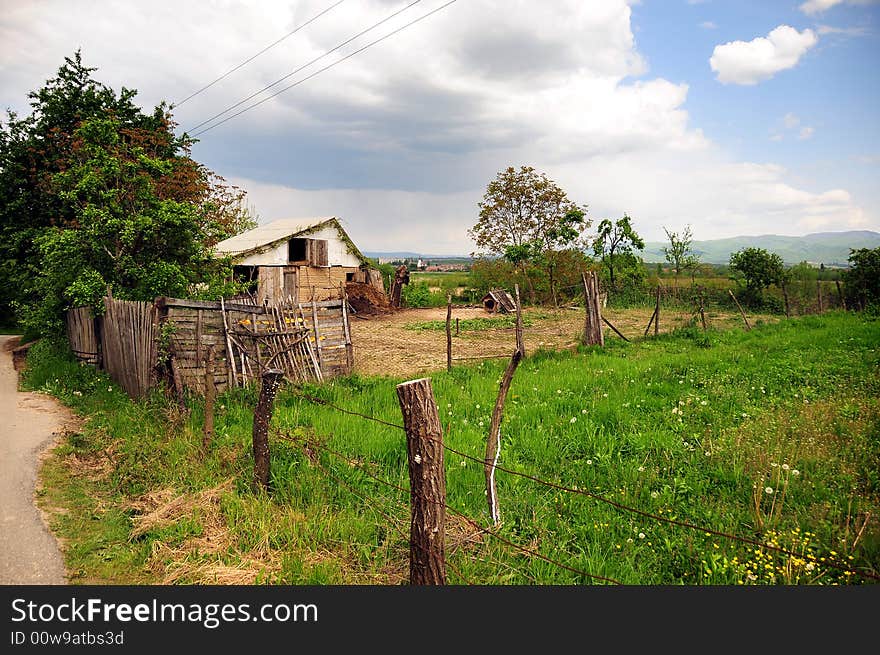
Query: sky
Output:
[[2, 0, 879, 255]]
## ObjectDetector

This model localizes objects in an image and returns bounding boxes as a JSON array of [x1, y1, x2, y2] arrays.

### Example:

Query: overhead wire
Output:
[[189, 0, 459, 136], [172, 0, 348, 108]]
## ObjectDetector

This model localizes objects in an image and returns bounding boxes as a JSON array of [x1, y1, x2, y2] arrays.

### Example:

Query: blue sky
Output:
[[2, 0, 879, 253]]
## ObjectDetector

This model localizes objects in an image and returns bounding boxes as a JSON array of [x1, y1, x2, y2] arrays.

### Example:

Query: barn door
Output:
[[283, 267, 298, 303]]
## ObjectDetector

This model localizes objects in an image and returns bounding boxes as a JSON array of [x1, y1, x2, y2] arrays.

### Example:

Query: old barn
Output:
[[214, 217, 383, 303]]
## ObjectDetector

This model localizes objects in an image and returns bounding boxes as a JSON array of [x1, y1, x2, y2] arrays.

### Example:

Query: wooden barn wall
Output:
[[256, 265, 361, 303]]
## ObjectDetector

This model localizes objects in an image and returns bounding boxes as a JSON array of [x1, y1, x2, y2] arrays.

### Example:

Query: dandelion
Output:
[[475, 404, 480, 409], [448, 411, 453, 416], [638, 466, 645, 472], [581, 409, 588, 414], [626, 538, 633, 543], [791, 469, 800, 476], [556, 389, 562, 394], [586, 459, 593, 465], [638, 532, 646, 539], [72, 390, 82, 396], [771, 463, 778, 468], [764, 487, 774, 494], [700, 400, 708, 406], [602, 393, 608, 398], [460, 461, 466, 467], [478, 421, 484, 427], [108, 386, 113, 392], [782, 463, 790, 470], [570, 417, 577, 424], [651, 491, 659, 499]]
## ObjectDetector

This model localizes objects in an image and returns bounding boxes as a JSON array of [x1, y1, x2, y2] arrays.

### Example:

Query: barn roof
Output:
[[214, 217, 370, 264]]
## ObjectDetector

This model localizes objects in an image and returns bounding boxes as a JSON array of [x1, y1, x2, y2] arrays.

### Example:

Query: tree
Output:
[[662, 225, 701, 288], [728, 247, 785, 305], [468, 165, 589, 305], [843, 247, 880, 310], [0, 51, 255, 333], [592, 214, 645, 289]]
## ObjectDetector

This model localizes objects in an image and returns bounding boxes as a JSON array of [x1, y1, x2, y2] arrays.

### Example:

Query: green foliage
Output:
[[404, 315, 536, 332], [662, 225, 701, 280], [843, 247, 880, 311], [469, 166, 590, 304], [400, 281, 436, 308], [1, 51, 254, 334], [593, 214, 645, 290], [729, 247, 785, 307]]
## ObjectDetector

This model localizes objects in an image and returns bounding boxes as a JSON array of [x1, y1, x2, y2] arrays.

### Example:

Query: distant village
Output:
[[376, 257, 470, 272]]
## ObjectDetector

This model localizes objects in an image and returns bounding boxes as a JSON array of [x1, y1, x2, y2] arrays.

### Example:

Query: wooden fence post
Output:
[[836, 279, 846, 310], [455, 317, 460, 336], [581, 271, 604, 346], [816, 279, 823, 313], [202, 345, 215, 452], [728, 290, 751, 331], [485, 349, 523, 527], [654, 285, 661, 336], [446, 294, 453, 372], [781, 281, 791, 318], [514, 283, 525, 356], [396, 378, 446, 585], [252, 368, 284, 493], [699, 291, 707, 331]]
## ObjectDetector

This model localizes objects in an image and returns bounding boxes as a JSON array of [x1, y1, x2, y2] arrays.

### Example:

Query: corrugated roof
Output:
[[214, 217, 339, 256]]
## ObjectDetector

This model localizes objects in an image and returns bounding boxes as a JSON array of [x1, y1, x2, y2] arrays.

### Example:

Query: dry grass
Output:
[[351, 305, 773, 377]]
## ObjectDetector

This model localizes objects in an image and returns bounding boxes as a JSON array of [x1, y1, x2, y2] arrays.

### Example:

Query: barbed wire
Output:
[[277, 431, 473, 585], [282, 431, 621, 585], [281, 391, 880, 582]]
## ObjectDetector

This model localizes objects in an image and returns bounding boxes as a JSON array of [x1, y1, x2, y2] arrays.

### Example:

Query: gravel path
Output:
[[0, 336, 69, 584]]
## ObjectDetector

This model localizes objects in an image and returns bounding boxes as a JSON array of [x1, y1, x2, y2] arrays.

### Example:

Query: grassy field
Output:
[[24, 311, 880, 585]]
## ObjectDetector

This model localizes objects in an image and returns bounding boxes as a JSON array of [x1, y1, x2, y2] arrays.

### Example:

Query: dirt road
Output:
[[0, 336, 69, 584]]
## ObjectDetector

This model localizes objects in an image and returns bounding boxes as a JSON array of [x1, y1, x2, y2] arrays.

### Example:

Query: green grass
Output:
[[24, 313, 880, 585], [404, 315, 537, 332]]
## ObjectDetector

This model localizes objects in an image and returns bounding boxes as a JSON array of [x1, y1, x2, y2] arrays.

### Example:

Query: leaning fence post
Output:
[[728, 290, 751, 331], [396, 378, 446, 585], [252, 368, 284, 493], [514, 283, 525, 356], [202, 345, 215, 452], [485, 349, 523, 527]]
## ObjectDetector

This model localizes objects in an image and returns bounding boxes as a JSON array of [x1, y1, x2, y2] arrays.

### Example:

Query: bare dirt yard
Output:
[[350, 304, 769, 378]]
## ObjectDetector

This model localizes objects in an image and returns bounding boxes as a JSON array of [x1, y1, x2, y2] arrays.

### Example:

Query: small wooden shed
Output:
[[214, 217, 383, 304], [481, 288, 517, 314]]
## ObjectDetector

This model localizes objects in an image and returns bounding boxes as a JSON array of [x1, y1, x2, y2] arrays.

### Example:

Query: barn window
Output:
[[309, 239, 329, 267], [346, 272, 355, 282], [288, 238, 308, 263]]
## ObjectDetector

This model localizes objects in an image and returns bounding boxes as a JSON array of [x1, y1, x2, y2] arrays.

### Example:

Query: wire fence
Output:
[[282, 385, 880, 584]]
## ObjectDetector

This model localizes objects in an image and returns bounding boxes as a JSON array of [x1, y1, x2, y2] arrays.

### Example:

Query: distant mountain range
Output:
[[641, 230, 880, 266], [366, 230, 880, 267]]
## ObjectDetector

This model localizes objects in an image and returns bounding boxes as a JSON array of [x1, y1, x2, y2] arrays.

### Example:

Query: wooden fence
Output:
[[101, 298, 158, 399], [67, 295, 353, 399], [66, 306, 100, 367]]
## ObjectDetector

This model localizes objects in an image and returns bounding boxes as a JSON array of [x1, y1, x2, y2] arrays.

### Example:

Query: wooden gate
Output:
[[66, 306, 100, 366], [100, 298, 158, 398]]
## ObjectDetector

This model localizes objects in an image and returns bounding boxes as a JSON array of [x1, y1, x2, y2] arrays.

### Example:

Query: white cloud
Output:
[[817, 24, 870, 35], [799, 0, 876, 15], [0, 1, 873, 251], [799, 126, 815, 139], [700, 21, 717, 30], [783, 113, 801, 129], [709, 25, 818, 85]]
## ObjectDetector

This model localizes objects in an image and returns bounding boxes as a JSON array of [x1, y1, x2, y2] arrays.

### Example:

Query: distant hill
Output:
[[641, 230, 880, 266], [363, 251, 472, 262]]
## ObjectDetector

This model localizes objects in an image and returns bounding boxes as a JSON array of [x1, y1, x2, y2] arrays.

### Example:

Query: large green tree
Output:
[[728, 247, 785, 305], [468, 165, 589, 306], [592, 214, 645, 289], [843, 247, 880, 311], [0, 51, 255, 333]]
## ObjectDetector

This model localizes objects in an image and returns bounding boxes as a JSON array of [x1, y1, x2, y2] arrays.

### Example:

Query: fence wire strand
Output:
[[283, 390, 880, 583]]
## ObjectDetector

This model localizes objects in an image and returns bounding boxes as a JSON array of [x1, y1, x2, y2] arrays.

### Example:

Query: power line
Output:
[[189, 0, 458, 137], [186, 0, 427, 134], [173, 0, 348, 109]]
